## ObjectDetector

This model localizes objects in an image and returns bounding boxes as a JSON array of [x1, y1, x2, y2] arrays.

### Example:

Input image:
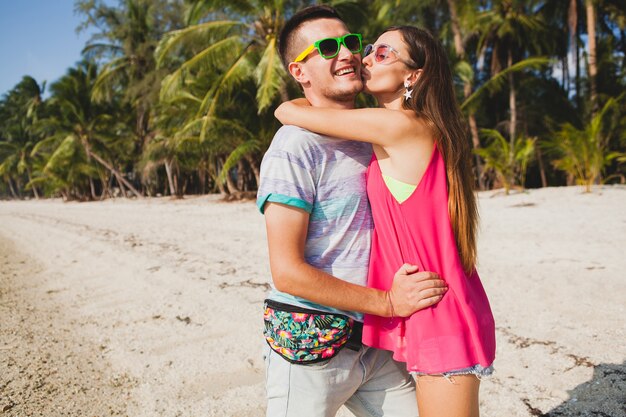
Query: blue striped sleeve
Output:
[[256, 126, 317, 215], [257, 193, 313, 214]]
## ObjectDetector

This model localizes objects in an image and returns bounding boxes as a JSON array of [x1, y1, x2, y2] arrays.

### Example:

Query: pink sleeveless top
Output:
[[362, 146, 496, 373]]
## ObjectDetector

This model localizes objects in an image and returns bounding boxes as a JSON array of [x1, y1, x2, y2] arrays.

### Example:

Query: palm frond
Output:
[[461, 57, 552, 112], [455, 60, 474, 85], [159, 35, 244, 102], [198, 44, 255, 140], [254, 37, 286, 113], [155, 20, 243, 67], [218, 139, 261, 182], [92, 57, 129, 102]]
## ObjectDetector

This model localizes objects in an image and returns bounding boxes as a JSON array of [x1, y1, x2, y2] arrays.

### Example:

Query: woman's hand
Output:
[[275, 98, 311, 125]]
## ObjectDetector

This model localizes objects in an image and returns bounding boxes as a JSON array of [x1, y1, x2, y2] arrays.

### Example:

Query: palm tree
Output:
[[474, 0, 549, 165], [439, 0, 490, 188], [141, 80, 210, 197], [475, 128, 536, 194], [544, 96, 624, 192], [149, 64, 278, 197], [568, 0, 579, 98], [157, 1, 360, 194], [33, 61, 140, 199], [156, 0, 288, 133], [585, 0, 598, 115], [75, 0, 186, 155], [0, 76, 46, 199]]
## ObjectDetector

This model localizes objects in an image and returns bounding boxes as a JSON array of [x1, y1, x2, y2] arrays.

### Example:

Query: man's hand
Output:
[[388, 264, 447, 317]]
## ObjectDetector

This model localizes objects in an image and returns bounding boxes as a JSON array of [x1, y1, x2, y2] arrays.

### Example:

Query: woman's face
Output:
[[361, 30, 414, 97]]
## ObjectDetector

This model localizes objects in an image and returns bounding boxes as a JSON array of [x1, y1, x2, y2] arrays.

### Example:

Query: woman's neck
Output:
[[373, 92, 405, 110]]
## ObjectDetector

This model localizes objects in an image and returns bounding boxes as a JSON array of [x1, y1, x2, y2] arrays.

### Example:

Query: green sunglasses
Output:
[[294, 33, 363, 62]]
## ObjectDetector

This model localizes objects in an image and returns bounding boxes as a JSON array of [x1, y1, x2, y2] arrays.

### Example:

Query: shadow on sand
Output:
[[526, 361, 626, 416]]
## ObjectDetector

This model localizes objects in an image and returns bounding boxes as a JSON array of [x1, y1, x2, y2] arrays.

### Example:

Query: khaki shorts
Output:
[[264, 344, 418, 417]]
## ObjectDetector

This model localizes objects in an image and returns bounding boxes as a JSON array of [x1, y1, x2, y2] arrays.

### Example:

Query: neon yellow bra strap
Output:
[[382, 174, 417, 204]]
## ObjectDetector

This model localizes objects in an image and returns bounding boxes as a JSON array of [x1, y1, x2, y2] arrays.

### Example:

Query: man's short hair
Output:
[[278, 5, 343, 69]]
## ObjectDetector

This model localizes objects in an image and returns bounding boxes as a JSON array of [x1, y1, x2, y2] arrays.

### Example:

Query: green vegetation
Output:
[[1, 0, 625, 200]]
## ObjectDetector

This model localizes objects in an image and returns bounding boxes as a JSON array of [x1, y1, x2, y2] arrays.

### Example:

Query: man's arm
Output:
[[264, 202, 447, 317]]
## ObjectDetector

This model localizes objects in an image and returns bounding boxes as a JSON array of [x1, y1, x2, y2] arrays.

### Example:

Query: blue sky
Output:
[[0, 0, 97, 97]]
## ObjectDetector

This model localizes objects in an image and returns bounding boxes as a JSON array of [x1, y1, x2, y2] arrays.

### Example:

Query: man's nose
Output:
[[337, 43, 356, 60]]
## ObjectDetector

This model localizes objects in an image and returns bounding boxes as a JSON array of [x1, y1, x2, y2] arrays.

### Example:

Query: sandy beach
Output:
[[1, 186, 624, 417]]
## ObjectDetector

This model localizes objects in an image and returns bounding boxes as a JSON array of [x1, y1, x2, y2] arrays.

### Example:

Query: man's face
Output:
[[293, 18, 363, 105]]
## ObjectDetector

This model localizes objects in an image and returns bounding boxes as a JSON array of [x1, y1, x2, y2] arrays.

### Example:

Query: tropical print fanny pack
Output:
[[263, 299, 354, 364]]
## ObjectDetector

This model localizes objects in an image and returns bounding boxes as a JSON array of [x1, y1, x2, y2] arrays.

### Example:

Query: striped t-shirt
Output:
[[257, 125, 373, 321]]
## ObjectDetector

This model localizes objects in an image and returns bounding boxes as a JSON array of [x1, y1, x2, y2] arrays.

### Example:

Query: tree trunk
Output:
[[98, 169, 109, 200], [79, 136, 97, 200], [117, 174, 128, 197], [575, 6, 582, 109], [213, 157, 230, 196], [244, 154, 261, 188], [137, 105, 150, 150], [446, 0, 485, 190], [26, 168, 39, 199], [508, 49, 517, 165], [198, 160, 207, 194], [7, 178, 19, 199], [101, 174, 113, 200], [88, 150, 143, 198], [173, 168, 183, 198], [164, 160, 177, 196], [568, 0, 578, 96], [447, 0, 464, 58], [215, 176, 227, 195], [585, 0, 598, 115], [219, 157, 240, 194], [225, 169, 239, 194], [237, 160, 246, 190], [468, 115, 485, 189], [535, 146, 548, 188], [89, 178, 97, 200], [562, 55, 569, 90]]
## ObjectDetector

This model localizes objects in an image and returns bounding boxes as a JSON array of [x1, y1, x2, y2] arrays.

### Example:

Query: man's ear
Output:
[[288, 62, 310, 85]]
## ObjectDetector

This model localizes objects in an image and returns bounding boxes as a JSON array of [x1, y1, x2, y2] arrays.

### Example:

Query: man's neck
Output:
[[306, 94, 356, 110]]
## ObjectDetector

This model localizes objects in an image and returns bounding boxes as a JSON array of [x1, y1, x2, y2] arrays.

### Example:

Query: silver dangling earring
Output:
[[403, 80, 413, 100]]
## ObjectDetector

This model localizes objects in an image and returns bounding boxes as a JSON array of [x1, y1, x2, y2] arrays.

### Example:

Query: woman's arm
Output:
[[274, 99, 416, 147]]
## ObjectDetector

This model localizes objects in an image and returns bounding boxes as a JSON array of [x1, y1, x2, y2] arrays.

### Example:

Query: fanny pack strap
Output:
[[345, 321, 363, 351]]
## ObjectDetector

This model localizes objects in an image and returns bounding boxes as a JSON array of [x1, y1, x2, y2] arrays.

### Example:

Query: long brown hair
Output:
[[385, 26, 478, 274]]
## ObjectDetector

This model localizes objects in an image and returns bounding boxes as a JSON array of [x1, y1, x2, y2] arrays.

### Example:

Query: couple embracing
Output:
[[256, 5, 495, 417]]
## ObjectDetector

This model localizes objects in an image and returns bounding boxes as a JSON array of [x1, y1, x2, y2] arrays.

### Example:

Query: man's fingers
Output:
[[420, 286, 448, 299], [419, 294, 445, 308], [411, 271, 441, 282], [400, 263, 419, 274], [423, 281, 448, 295]]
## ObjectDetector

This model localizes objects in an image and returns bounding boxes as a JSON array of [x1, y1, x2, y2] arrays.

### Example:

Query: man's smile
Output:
[[334, 65, 357, 76]]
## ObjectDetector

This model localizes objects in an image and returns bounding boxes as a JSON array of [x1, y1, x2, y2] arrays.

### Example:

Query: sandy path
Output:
[[0, 236, 134, 415], [0, 186, 624, 416], [1, 196, 269, 416]]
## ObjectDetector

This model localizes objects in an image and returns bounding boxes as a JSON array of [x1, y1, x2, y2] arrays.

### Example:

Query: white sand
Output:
[[0, 186, 624, 416]]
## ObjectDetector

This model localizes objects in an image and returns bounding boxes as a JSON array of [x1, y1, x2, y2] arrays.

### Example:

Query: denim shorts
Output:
[[411, 364, 494, 380]]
